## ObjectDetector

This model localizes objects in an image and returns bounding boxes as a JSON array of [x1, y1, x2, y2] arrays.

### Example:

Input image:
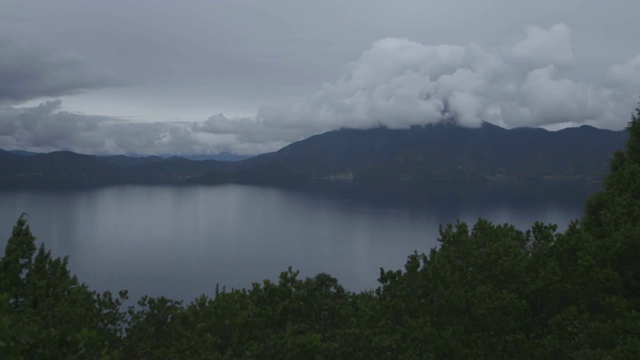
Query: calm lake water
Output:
[[0, 182, 596, 302]]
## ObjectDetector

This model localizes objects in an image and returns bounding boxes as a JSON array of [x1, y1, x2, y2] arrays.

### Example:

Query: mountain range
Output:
[[0, 123, 628, 189]]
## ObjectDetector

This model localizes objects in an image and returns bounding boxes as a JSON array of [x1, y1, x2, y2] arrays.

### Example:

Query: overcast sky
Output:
[[1, 0, 639, 155]]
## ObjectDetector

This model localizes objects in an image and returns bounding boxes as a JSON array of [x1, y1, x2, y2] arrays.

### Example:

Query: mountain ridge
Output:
[[235, 123, 627, 183], [0, 123, 628, 189]]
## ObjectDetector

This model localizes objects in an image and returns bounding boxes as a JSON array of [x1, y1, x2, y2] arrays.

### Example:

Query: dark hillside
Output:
[[240, 123, 627, 183], [0, 123, 628, 188]]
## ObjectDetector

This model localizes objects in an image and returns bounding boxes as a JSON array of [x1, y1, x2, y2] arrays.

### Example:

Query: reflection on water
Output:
[[0, 182, 597, 301]]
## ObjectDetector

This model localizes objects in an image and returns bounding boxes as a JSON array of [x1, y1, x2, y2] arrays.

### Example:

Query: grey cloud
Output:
[[4, 0, 640, 121], [196, 114, 296, 151], [511, 24, 575, 67], [0, 101, 214, 155], [607, 55, 640, 88], [2, 24, 639, 156], [0, 38, 118, 104], [0, 101, 286, 156]]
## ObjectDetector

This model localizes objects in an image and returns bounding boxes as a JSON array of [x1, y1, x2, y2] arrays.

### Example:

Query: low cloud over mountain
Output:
[[1, 24, 639, 155], [252, 24, 638, 132]]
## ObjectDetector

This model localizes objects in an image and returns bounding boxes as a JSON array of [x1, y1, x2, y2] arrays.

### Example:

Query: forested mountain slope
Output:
[[1, 123, 628, 188]]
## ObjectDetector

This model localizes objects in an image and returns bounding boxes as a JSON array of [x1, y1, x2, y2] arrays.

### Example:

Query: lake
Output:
[[0, 182, 596, 302]]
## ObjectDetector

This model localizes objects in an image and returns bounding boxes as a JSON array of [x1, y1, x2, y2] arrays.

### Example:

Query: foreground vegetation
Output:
[[2, 105, 640, 359]]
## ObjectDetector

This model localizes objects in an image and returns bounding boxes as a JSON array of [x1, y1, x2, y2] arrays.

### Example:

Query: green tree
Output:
[[584, 102, 640, 235], [0, 214, 123, 359], [582, 103, 640, 299]]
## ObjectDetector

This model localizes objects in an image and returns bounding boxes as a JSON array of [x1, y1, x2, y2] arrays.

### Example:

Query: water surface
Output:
[[0, 183, 594, 301]]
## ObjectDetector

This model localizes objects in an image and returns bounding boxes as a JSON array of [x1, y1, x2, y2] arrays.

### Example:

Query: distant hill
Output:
[[0, 150, 230, 188], [232, 123, 628, 184], [180, 153, 252, 161], [8, 150, 38, 156], [0, 150, 118, 188], [0, 123, 628, 189]]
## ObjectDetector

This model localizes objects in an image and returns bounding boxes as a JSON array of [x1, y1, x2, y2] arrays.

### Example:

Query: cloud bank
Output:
[[0, 101, 284, 155], [252, 23, 636, 133], [1, 24, 639, 155], [0, 38, 118, 104]]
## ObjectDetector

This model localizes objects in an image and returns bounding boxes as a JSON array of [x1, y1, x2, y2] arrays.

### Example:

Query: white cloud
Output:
[[251, 38, 500, 132], [519, 65, 610, 126], [449, 91, 483, 127], [243, 24, 634, 135]]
